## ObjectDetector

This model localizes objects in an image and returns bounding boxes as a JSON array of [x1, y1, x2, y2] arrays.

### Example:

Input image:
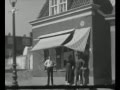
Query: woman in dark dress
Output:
[[65, 55, 75, 85], [83, 49, 90, 85]]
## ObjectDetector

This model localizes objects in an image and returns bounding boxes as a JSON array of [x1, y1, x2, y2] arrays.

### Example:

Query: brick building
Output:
[[5, 33, 32, 59], [30, 0, 115, 85]]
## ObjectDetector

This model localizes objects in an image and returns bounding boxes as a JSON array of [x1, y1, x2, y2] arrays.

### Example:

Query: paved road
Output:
[[5, 77, 94, 86], [6, 77, 94, 90]]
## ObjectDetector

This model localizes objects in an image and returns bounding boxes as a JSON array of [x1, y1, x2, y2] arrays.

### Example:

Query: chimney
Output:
[[23, 34, 26, 37], [29, 32, 33, 45]]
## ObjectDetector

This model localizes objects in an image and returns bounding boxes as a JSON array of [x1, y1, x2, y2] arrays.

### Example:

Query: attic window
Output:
[[49, 0, 67, 16]]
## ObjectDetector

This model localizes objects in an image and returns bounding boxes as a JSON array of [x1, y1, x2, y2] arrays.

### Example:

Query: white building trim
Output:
[[105, 17, 115, 20], [30, 5, 93, 25], [32, 11, 92, 29]]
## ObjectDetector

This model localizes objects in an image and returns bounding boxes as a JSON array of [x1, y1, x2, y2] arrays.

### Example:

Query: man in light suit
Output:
[[44, 56, 55, 86]]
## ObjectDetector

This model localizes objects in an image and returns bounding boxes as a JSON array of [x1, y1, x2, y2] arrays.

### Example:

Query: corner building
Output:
[[30, 0, 114, 85]]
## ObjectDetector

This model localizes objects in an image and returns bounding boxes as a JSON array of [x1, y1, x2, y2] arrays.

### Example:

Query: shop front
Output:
[[32, 26, 91, 71], [30, 4, 112, 85]]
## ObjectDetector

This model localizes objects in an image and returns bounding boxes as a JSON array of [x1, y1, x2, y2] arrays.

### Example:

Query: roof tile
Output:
[[37, 0, 113, 19], [70, 0, 91, 9]]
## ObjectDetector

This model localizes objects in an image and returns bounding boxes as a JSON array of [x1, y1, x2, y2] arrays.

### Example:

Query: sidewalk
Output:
[[5, 76, 94, 86]]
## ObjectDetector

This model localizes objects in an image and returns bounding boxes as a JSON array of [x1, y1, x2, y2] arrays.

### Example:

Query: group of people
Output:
[[44, 52, 89, 86], [65, 54, 87, 86]]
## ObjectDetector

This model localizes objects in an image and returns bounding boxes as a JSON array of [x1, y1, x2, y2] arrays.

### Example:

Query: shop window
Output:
[[64, 47, 72, 52], [43, 47, 75, 70], [55, 47, 63, 69], [49, 0, 67, 16], [44, 49, 49, 61], [64, 47, 68, 52]]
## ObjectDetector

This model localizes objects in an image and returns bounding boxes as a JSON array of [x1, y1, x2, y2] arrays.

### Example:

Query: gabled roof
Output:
[[37, 0, 113, 19], [37, 0, 49, 18]]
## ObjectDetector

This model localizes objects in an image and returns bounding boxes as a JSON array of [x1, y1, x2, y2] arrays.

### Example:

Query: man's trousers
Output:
[[47, 67, 53, 85]]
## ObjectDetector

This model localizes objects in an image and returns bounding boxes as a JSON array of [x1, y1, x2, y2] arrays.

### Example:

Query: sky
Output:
[[5, 0, 115, 37], [5, 0, 46, 37]]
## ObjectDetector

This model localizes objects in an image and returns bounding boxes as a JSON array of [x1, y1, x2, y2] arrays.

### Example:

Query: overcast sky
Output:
[[5, 0, 115, 37], [5, 0, 46, 37]]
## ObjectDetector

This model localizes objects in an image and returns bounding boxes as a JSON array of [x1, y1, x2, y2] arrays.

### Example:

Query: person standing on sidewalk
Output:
[[44, 56, 55, 86], [83, 49, 90, 85], [75, 53, 85, 85], [65, 55, 75, 85]]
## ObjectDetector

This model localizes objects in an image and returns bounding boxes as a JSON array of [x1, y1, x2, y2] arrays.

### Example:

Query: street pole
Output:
[[9, 0, 18, 87], [12, 8, 18, 87]]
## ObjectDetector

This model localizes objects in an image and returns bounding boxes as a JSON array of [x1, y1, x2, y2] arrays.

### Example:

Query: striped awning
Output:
[[31, 34, 71, 51], [31, 29, 74, 51], [64, 27, 91, 52]]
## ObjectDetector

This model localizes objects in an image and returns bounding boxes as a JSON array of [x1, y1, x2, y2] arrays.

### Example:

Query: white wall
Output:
[[5, 56, 26, 69]]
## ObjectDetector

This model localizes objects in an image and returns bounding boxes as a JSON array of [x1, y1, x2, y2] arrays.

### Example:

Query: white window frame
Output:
[[49, 0, 67, 16], [59, 0, 67, 13]]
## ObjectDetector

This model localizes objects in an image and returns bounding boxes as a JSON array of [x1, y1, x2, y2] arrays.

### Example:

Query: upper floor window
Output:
[[22, 38, 31, 46], [49, 0, 67, 16], [59, 0, 67, 13]]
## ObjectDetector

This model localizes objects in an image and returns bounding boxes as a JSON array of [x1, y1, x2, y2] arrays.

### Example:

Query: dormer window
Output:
[[49, 0, 67, 16]]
